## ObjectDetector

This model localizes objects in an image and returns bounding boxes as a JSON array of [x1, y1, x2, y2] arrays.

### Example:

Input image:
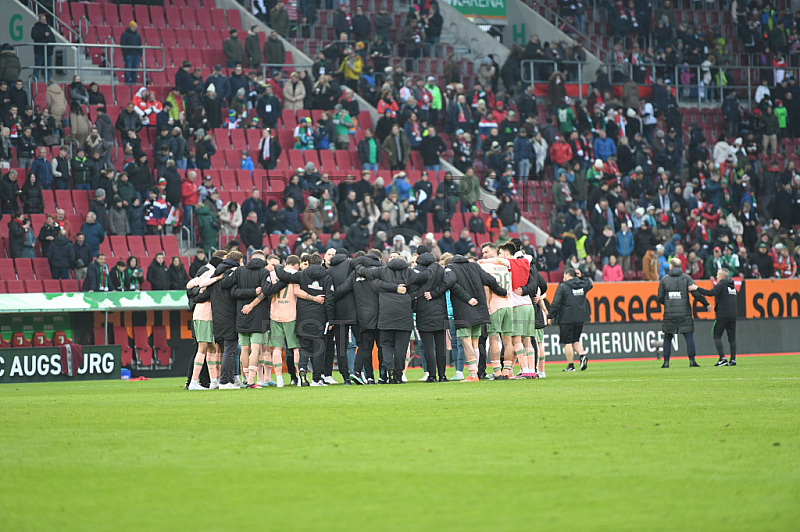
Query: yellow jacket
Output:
[[339, 55, 363, 81]]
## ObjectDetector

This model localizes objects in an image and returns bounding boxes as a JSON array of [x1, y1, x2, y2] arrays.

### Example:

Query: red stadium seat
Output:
[[152, 326, 172, 366], [32, 331, 52, 347], [14, 259, 35, 280], [144, 235, 163, 257], [12, 332, 32, 348], [43, 279, 61, 293], [133, 327, 153, 367], [162, 235, 180, 258], [114, 326, 133, 366], [61, 280, 80, 292], [52, 331, 69, 346], [24, 280, 44, 293]]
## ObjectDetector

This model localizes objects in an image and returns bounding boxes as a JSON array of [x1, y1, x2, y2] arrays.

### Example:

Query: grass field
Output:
[[2, 355, 799, 532]]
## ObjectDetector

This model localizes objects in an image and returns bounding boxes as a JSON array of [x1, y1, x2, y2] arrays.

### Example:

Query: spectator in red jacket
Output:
[[181, 170, 199, 230], [549, 134, 573, 169]]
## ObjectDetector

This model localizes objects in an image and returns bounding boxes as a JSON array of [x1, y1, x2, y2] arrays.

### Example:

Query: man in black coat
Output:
[[691, 268, 738, 366], [147, 253, 170, 290], [657, 258, 710, 368], [264, 199, 288, 234], [239, 212, 264, 251], [31, 14, 55, 81], [83, 253, 111, 292], [445, 254, 507, 382], [325, 249, 356, 384], [47, 229, 75, 279], [221, 251, 282, 387], [274, 254, 336, 386], [209, 252, 242, 388], [345, 218, 371, 253], [356, 253, 433, 383], [7, 213, 25, 259], [413, 247, 456, 381], [548, 268, 593, 372]]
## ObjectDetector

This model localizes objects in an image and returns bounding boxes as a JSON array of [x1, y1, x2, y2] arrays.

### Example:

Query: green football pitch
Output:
[[2, 355, 798, 532]]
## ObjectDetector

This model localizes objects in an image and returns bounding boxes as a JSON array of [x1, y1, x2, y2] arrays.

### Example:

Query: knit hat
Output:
[[95, 188, 106, 198], [114, 195, 123, 203], [229, 109, 237, 117], [416, 245, 429, 254], [207, 84, 216, 93], [335, 248, 349, 256], [158, 177, 167, 185], [182, 60, 192, 68], [129, 21, 137, 28]]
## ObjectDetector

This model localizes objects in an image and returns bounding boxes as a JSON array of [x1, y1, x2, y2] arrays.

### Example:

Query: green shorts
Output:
[[533, 328, 544, 345], [456, 324, 483, 339], [267, 320, 299, 350], [487, 307, 515, 337], [511, 305, 537, 338], [193, 320, 214, 343], [238, 332, 264, 346]]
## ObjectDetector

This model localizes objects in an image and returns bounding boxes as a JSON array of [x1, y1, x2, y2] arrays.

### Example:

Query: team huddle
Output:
[[184, 237, 739, 390], [183, 236, 591, 389]]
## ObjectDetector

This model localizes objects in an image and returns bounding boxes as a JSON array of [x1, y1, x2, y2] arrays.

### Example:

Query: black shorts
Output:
[[559, 323, 584, 345]]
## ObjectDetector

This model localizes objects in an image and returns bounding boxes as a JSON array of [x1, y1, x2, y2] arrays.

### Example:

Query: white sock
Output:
[[191, 379, 199, 384], [521, 366, 529, 373]]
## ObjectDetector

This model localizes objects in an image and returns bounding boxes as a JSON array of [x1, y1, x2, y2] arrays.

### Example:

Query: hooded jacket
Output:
[[549, 275, 593, 325], [327, 253, 357, 324], [274, 264, 335, 338], [336, 254, 383, 330], [46, 235, 75, 270], [221, 256, 279, 334], [447, 255, 507, 327], [693, 277, 737, 320], [657, 266, 709, 333], [412, 253, 455, 331], [209, 259, 240, 341], [356, 257, 433, 331]]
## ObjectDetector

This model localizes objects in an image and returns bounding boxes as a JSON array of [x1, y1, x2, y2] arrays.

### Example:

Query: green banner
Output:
[[444, 0, 507, 23], [0, 291, 188, 314], [0, 345, 121, 383]]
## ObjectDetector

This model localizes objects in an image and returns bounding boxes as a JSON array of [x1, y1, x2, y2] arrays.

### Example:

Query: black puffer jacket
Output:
[[694, 277, 737, 320], [274, 264, 335, 338], [222, 257, 278, 334], [210, 259, 239, 341], [657, 266, 709, 333], [146, 259, 170, 290], [447, 255, 507, 328], [549, 276, 593, 325], [337, 254, 382, 330], [357, 257, 434, 331], [412, 253, 454, 331], [327, 253, 356, 324]]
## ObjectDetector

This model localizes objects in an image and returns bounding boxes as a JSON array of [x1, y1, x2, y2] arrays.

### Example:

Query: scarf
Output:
[[261, 135, 271, 160], [99, 264, 110, 291], [127, 267, 140, 291]]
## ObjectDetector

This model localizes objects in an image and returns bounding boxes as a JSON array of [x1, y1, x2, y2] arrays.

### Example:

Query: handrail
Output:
[[526, 0, 608, 62], [14, 42, 167, 87], [25, 0, 84, 44]]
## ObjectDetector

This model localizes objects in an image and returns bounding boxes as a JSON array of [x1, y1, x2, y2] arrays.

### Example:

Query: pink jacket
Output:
[[187, 268, 219, 321], [602, 263, 624, 282]]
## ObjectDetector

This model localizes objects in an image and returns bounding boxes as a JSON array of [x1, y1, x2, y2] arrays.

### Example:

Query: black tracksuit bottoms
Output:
[[219, 338, 239, 385], [298, 335, 327, 383], [713, 319, 737, 358], [381, 329, 412, 375], [355, 328, 379, 380], [419, 330, 446, 378]]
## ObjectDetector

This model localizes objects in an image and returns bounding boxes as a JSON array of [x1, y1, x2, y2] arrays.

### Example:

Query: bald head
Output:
[[669, 258, 682, 268]]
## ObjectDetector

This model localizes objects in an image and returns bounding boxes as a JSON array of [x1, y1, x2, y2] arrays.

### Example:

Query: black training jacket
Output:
[[274, 264, 335, 338], [327, 254, 357, 324], [337, 254, 382, 330], [657, 266, 709, 322], [221, 257, 280, 334], [356, 257, 433, 332], [549, 276, 593, 325], [694, 277, 737, 320], [209, 259, 239, 341], [447, 255, 507, 327], [411, 253, 454, 332]]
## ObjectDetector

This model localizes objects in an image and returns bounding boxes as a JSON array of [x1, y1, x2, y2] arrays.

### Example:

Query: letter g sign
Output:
[[10, 14, 24, 42]]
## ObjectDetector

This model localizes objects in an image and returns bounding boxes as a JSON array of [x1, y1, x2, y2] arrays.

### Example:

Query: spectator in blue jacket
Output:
[[704, 173, 722, 209], [615, 221, 635, 271], [592, 129, 617, 162], [657, 244, 669, 278], [30, 147, 54, 190], [386, 172, 412, 201], [79, 211, 105, 257], [513, 128, 533, 180], [119, 21, 142, 85]]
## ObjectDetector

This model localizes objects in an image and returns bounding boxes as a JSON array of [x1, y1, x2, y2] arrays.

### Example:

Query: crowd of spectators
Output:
[[2, 0, 800, 290]]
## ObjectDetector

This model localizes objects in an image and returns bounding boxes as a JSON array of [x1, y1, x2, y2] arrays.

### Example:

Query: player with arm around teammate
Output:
[[690, 268, 738, 366]]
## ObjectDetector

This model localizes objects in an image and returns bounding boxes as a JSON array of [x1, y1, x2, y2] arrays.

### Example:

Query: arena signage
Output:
[[443, 0, 507, 22], [0, 346, 121, 384], [744, 279, 800, 319], [541, 323, 678, 359]]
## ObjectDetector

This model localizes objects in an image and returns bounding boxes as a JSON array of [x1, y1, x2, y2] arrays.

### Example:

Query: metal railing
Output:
[[25, 0, 86, 44], [15, 42, 166, 87], [521, 59, 588, 99], [526, 0, 608, 62], [521, 59, 800, 111]]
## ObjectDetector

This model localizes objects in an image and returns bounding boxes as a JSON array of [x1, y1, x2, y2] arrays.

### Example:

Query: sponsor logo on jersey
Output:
[[728, 287, 737, 295], [572, 288, 584, 296], [668, 291, 682, 299], [309, 280, 322, 290]]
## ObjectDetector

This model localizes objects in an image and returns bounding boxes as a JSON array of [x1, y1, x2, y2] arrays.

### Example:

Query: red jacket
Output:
[[549, 141, 573, 166], [181, 178, 199, 206]]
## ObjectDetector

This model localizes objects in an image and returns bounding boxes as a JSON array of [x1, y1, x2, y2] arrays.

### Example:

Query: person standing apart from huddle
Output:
[[548, 268, 592, 372], [690, 268, 738, 366]]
